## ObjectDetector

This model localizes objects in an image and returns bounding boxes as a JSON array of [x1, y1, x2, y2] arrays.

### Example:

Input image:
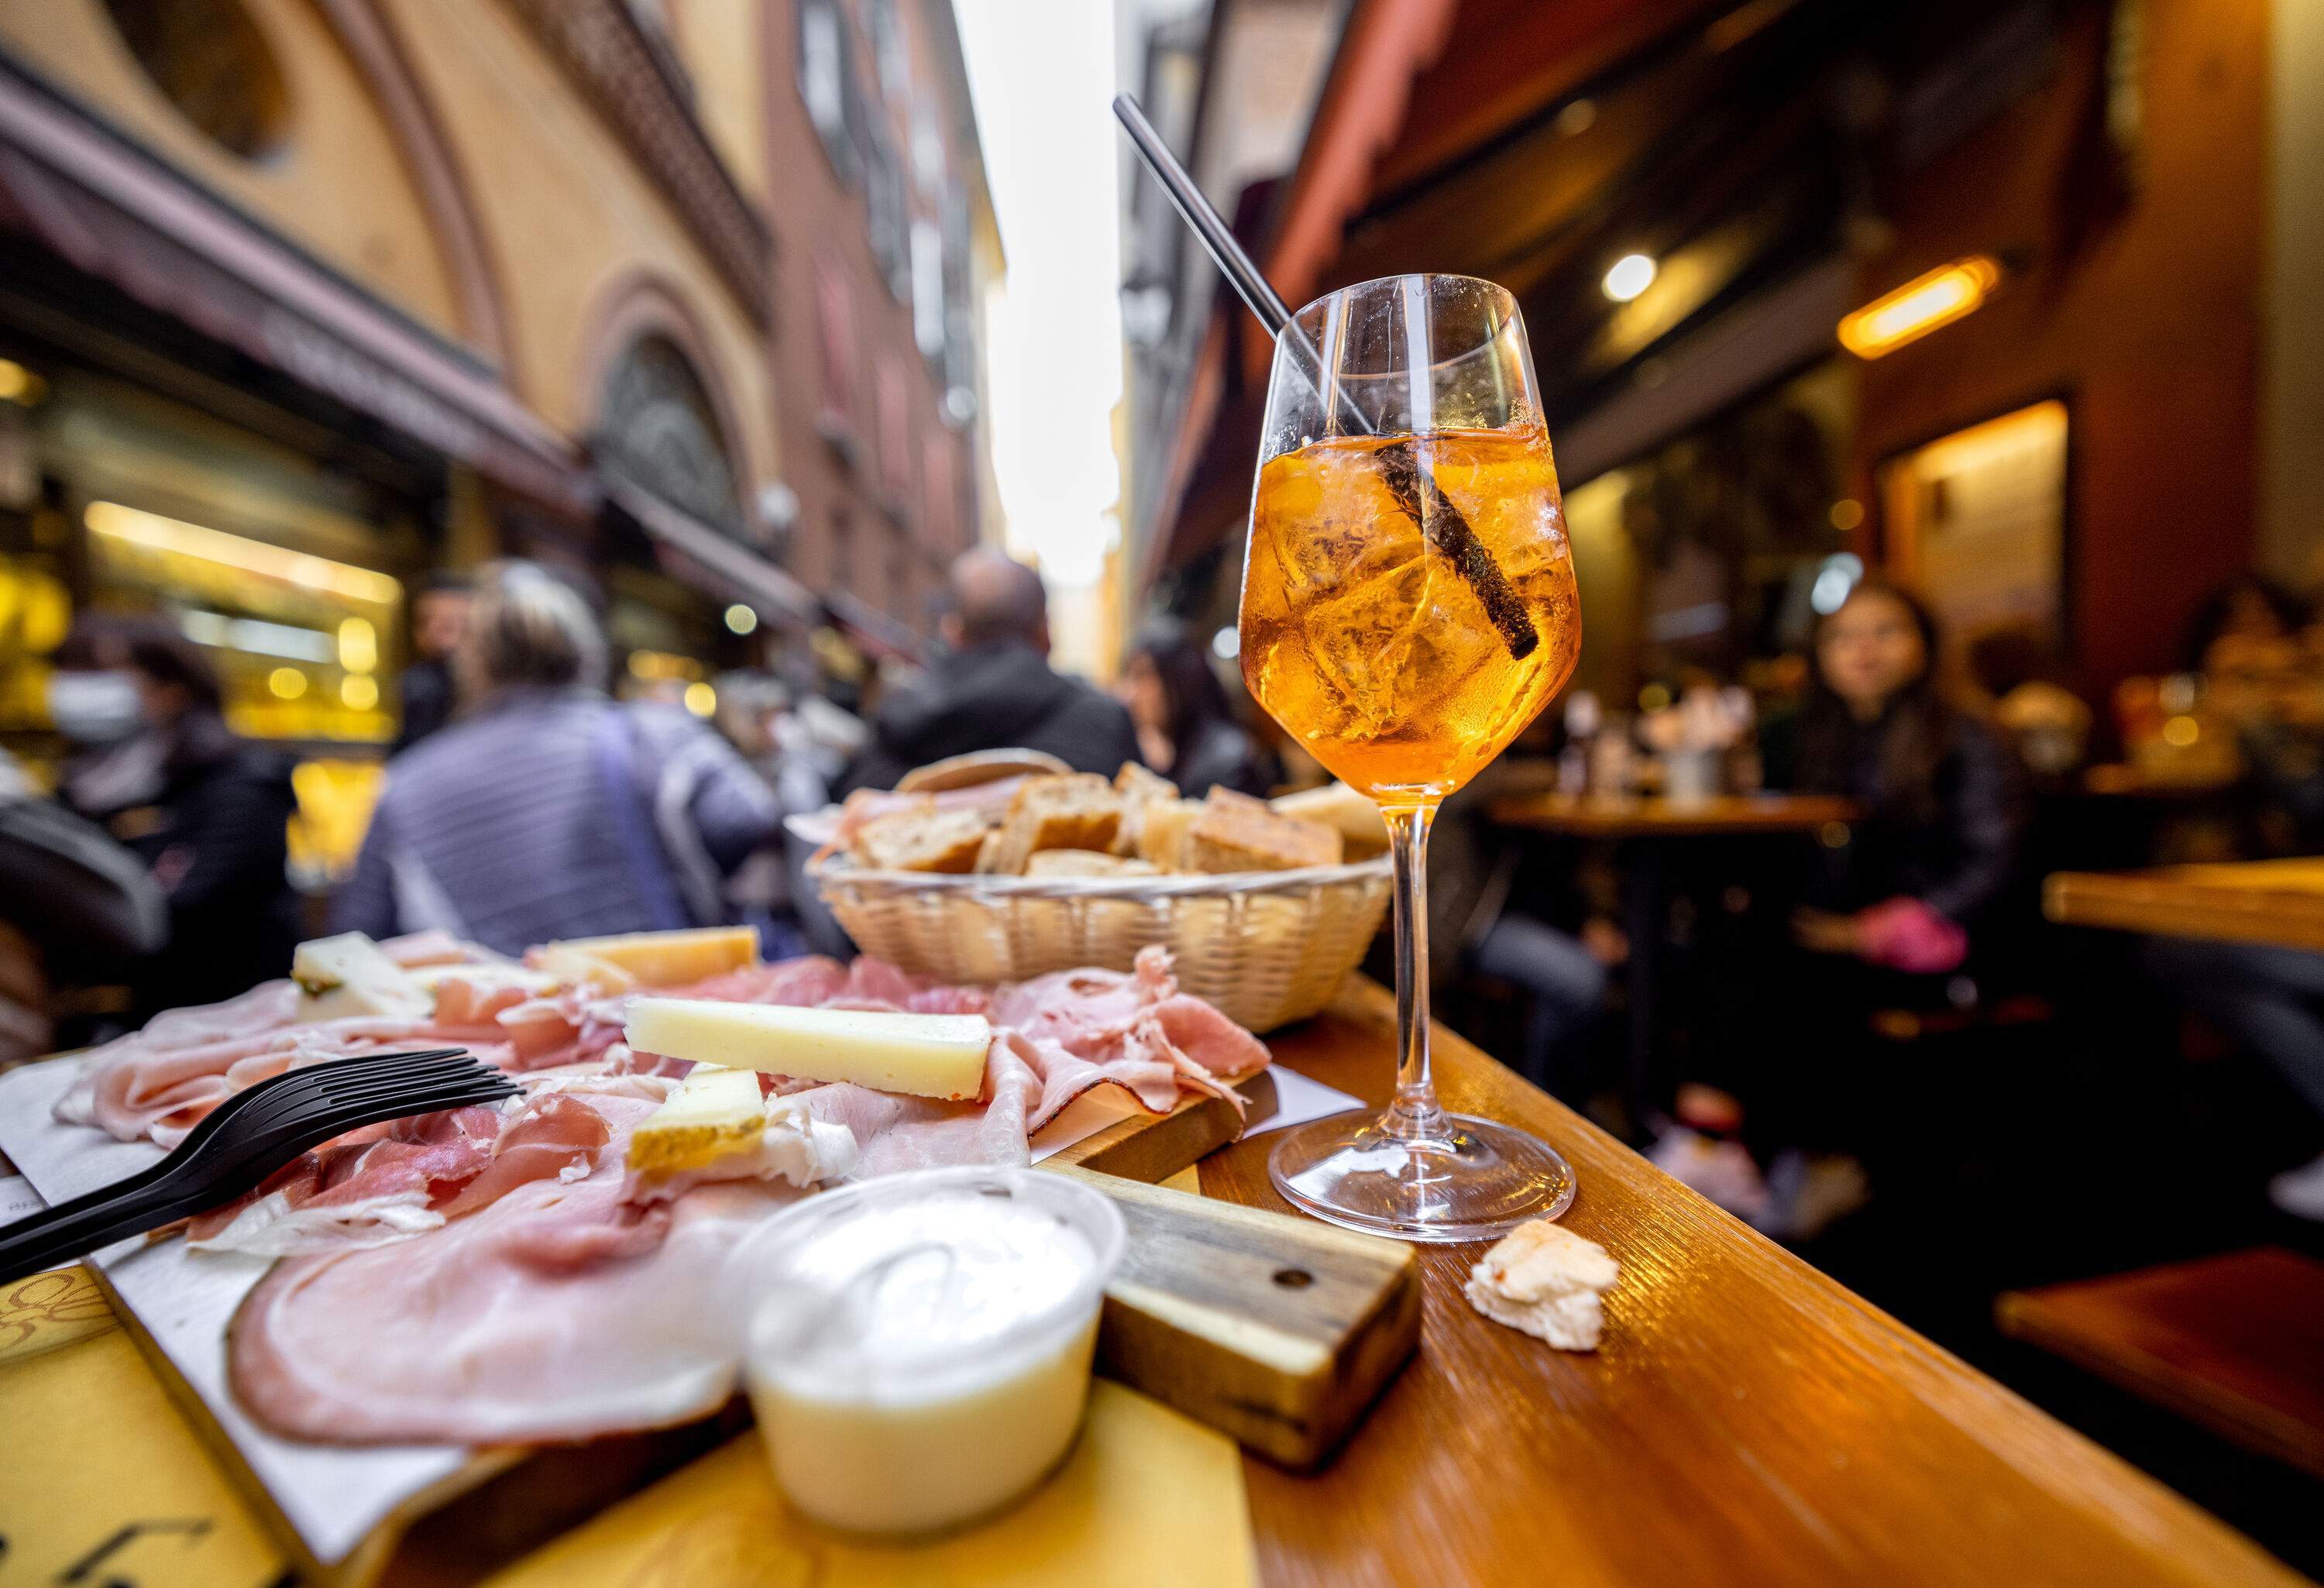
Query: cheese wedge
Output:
[[290, 933, 431, 1023], [627, 1064, 769, 1177], [538, 926, 759, 987], [624, 1000, 992, 1100], [529, 944, 640, 995]]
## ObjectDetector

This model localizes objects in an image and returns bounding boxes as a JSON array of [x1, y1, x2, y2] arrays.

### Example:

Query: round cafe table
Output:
[[1486, 792, 1863, 1124]]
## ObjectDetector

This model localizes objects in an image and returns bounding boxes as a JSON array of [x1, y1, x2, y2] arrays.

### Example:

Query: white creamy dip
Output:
[[741, 1168, 1125, 1535]]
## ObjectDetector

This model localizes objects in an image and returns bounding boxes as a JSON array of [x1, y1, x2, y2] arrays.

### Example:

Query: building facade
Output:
[[0, 0, 998, 861]]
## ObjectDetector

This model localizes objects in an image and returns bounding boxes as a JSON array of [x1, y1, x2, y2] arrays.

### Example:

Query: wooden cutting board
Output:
[[1046, 1163, 1422, 1469], [0, 1056, 1243, 1588]]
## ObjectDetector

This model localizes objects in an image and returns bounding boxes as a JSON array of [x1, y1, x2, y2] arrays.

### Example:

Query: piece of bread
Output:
[[852, 805, 991, 874], [897, 748, 1074, 793], [979, 774, 1123, 875], [1184, 785, 1343, 874], [1135, 798, 1205, 869], [1270, 781, 1390, 858], [1023, 850, 1161, 879], [1112, 761, 1182, 855]]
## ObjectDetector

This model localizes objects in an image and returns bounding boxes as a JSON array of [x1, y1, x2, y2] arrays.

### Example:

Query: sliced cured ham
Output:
[[230, 1174, 794, 1444]]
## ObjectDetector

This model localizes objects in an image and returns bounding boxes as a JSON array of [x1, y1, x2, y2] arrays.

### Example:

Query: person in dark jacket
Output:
[[52, 617, 301, 1016], [390, 570, 473, 754], [841, 551, 1142, 792], [1666, 579, 2027, 1235], [335, 562, 783, 956], [1762, 576, 2026, 966], [1119, 631, 1279, 798]]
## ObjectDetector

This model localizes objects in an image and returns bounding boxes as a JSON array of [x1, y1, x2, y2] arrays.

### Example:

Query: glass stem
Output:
[[1382, 803, 1446, 1139]]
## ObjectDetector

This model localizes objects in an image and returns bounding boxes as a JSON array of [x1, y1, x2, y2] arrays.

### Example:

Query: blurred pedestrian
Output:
[[0, 746, 166, 1060], [1119, 630, 1279, 797], [333, 562, 782, 956], [392, 570, 473, 754], [52, 616, 300, 1016], [840, 550, 1141, 792]]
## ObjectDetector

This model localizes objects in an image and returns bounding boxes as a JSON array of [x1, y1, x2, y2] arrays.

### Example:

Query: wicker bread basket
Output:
[[808, 852, 1392, 1033]]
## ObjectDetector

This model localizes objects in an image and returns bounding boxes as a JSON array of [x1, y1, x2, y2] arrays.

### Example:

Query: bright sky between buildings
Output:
[[952, 0, 1126, 593]]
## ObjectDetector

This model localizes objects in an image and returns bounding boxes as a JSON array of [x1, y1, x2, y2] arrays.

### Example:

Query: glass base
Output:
[[1267, 1109, 1576, 1243]]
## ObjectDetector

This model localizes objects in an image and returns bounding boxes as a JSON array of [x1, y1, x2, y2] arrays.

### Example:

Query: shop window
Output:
[[101, 0, 290, 161], [597, 335, 742, 536], [796, 0, 857, 184], [866, 0, 909, 105], [862, 119, 910, 301]]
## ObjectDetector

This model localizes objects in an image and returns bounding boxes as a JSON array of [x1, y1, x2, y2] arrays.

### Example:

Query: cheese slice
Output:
[[627, 1064, 769, 1177], [624, 1000, 992, 1101], [290, 933, 431, 1023], [540, 926, 760, 988]]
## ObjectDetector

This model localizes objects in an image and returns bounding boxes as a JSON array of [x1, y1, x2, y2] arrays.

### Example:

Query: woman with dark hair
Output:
[[1765, 577, 2026, 971], [1119, 631, 1279, 798], [51, 614, 300, 1015], [1661, 579, 2027, 1235]]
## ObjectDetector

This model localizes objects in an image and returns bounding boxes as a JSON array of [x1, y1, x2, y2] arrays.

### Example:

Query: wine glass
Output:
[[1241, 273, 1582, 1242]]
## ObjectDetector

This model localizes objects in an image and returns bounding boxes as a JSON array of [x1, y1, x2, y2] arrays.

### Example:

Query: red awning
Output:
[[0, 54, 592, 517]]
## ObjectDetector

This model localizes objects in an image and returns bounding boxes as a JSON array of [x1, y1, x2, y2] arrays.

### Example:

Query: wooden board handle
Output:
[[1043, 1163, 1422, 1470]]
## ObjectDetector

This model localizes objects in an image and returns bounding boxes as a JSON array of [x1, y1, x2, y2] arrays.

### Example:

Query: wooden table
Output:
[[1487, 791, 1862, 838], [1219, 979, 2305, 1587], [1998, 1248, 2324, 1482], [2044, 858, 2324, 954], [1487, 792, 1864, 1118]]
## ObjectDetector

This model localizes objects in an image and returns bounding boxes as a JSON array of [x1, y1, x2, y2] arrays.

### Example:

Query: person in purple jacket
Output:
[[333, 562, 782, 957]]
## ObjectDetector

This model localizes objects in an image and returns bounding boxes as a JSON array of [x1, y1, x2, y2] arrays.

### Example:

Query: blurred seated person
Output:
[[2183, 572, 2308, 675], [390, 570, 473, 754], [53, 617, 301, 1016], [1431, 759, 1617, 1098], [0, 747, 166, 1059], [2143, 937, 2324, 1220], [1763, 578, 2027, 977], [1119, 630, 1280, 798], [334, 562, 782, 957], [1671, 580, 2026, 1234], [840, 551, 1141, 794]]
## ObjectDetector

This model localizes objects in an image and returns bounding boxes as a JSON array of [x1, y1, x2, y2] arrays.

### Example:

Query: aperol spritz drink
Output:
[[1242, 422, 1580, 802], [1246, 274, 1581, 1242]]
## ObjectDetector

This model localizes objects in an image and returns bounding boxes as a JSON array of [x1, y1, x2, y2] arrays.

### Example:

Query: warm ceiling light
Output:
[[268, 666, 309, 699], [1838, 256, 1999, 358], [724, 603, 758, 635], [1603, 253, 1657, 302], [341, 674, 379, 710], [0, 359, 27, 401], [85, 501, 402, 606], [684, 681, 717, 717]]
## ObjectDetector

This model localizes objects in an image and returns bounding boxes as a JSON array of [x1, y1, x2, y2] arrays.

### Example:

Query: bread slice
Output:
[[1112, 761, 1182, 856], [852, 805, 991, 874], [1135, 797, 1205, 870], [1023, 850, 1161, 879], [980, 774, 1122, 875], [1185, 785, 1344, 873], [1270, 781, 1390, 858], [897, 748, 1074, 793]]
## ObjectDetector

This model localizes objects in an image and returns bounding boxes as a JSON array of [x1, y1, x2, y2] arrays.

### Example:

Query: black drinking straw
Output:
[[1112, 95, 1537, 662]]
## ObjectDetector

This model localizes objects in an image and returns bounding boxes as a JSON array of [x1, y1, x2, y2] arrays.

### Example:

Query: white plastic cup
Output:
[[737, 1167, 1126, 1536]]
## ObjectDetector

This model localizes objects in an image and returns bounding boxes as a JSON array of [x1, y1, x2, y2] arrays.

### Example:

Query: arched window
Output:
[[101, 0, 290, 160], [596, 335, 742, 535]]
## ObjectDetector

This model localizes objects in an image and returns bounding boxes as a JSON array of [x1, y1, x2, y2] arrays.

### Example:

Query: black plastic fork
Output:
[[0, 1047, 519, 1284]]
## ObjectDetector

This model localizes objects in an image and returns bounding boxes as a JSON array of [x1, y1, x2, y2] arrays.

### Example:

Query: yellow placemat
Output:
[[0, 1270, 283, 1588], [483, 1380, 1257, 1588]]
